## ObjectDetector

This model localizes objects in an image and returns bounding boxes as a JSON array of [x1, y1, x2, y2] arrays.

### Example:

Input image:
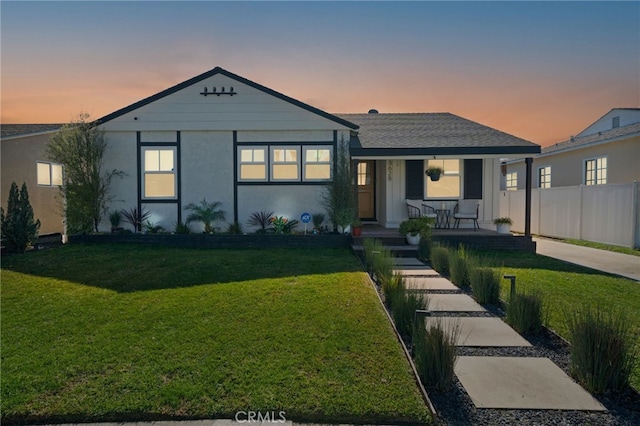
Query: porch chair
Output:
[[406, 199, 437, 220], [453, 200, 479, 230]]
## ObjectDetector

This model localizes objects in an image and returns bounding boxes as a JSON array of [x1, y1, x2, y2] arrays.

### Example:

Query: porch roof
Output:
[[338, 113, 541, 157]]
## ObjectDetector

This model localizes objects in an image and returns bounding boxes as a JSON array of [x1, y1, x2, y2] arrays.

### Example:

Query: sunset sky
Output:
[[1, 1, 638, 146]]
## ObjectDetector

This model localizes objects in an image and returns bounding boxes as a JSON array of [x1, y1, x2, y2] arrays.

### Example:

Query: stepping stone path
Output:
[[393, 259, 606, 412]]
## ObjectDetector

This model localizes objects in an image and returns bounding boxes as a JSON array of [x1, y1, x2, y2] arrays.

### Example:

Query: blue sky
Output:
[[2, 1, 639, 145]]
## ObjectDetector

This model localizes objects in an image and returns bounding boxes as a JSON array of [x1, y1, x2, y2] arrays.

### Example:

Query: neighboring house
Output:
[[0, 125, 63, 235], [2, 67, 541, 235], [502, 108, 640, 248]]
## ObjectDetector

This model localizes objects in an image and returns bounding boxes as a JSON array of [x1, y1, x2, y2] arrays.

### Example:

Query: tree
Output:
[[47, 113, 123, 233], [1, 182, 41, 253], [321, 141, 356, 232]]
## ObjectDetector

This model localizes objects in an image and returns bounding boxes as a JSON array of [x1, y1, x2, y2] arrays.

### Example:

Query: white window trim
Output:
[[302, 146, 333, 182], [142, 147, 177, 199], [583, 156, 607, 186], [506, 171, 518, 191], [36, 161, 63, 187], [425, 159, 461, 199], [238, 146, 268, 182], [538, 166, 551, 189], [270, 146, 301, 182]]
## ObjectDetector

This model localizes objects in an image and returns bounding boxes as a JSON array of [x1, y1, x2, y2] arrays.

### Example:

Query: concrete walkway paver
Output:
[[534, 237, 640, 281], [425, 317, 531, 347], [405, 277, 459, 290], [427, 294, 485, 312], [394, 268, 439, 276], [393, 258, 426, 266], [455, 357, 606, 411]]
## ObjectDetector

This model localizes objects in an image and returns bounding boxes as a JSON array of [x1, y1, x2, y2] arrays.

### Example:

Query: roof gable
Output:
[[541, 122, 640, 156], [97, 67, 358, 130], [576, 108, 640, 137]]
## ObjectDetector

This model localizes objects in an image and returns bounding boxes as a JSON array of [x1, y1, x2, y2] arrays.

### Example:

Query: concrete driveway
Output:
[[534, 237, 640, 281]]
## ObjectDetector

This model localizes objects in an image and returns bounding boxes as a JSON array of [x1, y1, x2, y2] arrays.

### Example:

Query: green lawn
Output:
[[1, 244, 430, 425], [479, 250, 640, 390], [557, 238, 640, 257]]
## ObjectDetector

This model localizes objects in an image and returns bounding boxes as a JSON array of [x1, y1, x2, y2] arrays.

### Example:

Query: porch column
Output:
[[352, 159, 359, 218], [525, 157, 533, 236]]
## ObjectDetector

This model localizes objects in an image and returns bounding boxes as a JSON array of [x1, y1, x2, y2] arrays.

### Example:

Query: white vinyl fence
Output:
[[499, 182, 640, 249]]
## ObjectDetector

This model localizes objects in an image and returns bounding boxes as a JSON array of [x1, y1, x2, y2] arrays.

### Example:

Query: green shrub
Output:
[[173, 221, 192, 234], [566, 305, 637, 394], [362, 238, 395, 296], [430, 246, 450, 276], [449, 246, 475, 288], [226, 221, 244, 234], [0, 182, 41, 253], [470, 267, 500, 304], [417, 236, 432, 263], [247, 210, 274, 234], [413, 318, 460, 391], [506, 290, 544, 334], [391, 278, 428, 340]]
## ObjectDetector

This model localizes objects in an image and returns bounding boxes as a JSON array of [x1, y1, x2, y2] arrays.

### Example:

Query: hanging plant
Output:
[[426, 166, 444, 181]]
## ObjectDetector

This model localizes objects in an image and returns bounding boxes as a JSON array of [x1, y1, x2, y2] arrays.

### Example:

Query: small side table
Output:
[[435, 209, 450, 229]]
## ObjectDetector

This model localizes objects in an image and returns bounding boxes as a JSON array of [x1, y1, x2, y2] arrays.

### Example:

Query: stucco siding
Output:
[[1, 133, 64, 235], [181, 131, 235, 232], [238, 185, 327, 232], [507, 136, 639, 190], [538, 137, 638, 187], [100, 132, 140, 231]]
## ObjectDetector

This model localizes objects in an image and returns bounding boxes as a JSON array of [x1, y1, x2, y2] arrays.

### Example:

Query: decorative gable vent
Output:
[[612, 116, 620, 128], [200, 86, 237, 97]]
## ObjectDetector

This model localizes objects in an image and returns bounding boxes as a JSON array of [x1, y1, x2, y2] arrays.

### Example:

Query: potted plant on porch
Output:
[[351, 219, 362, 237], [493, 217, 513, 234], [399, 217, 433, 245], [425, 166, 444, 181]]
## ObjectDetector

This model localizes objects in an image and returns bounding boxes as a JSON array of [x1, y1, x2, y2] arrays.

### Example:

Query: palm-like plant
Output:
[[247, 210, 274, 234], [184, 198, 226, 234], [121, 207, 151, 232]]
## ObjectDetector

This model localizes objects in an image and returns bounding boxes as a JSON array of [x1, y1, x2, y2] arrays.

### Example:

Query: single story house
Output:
[[2, 67, 541, 235]]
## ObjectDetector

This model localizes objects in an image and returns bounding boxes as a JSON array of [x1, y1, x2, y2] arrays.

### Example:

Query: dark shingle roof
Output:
[[542, 122, 640, 156], [1, 124, 62, 139], [337, 113, 540, 156]]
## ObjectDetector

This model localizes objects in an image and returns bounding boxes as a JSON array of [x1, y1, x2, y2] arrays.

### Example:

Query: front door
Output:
[[357, 160, 375, 220]]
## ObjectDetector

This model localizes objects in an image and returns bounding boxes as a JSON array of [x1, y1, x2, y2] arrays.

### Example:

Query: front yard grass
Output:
[[1, 245, 430, 425], [478, 250, 640, 391]]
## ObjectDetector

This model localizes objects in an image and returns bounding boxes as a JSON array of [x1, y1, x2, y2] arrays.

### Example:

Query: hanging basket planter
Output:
[[426, 167, 444, 182]]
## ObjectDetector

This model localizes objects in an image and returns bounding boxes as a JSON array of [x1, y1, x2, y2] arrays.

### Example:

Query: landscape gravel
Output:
[[376, 277, 640, 425]]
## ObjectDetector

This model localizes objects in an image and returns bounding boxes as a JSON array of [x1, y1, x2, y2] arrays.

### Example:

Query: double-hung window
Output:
[[143, 148, 176, 198], [538, 166, 551, 188], [239, 147, 267, 181], [585, 157, 607, 185], [303, 147, 332, 181], [271, 147, 300, 181], [506, 172, 518, 191], [37, 162, 63, 187], [426, 159, 460, 198], [238, 144, 333, 183]]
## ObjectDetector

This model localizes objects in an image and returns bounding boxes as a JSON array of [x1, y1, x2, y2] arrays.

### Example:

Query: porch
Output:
[[352, 224, 536, 254]]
